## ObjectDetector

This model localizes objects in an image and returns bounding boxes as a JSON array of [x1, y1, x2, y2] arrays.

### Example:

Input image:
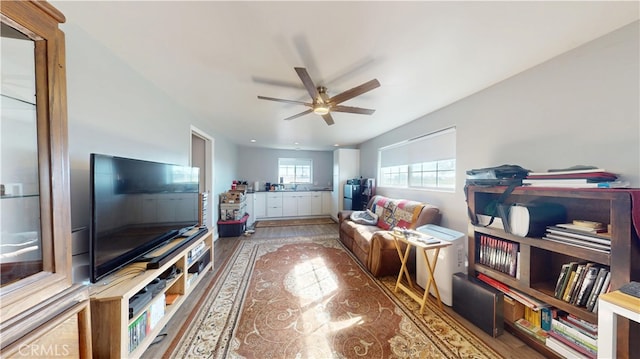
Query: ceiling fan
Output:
[[257, 67, 380, 126]]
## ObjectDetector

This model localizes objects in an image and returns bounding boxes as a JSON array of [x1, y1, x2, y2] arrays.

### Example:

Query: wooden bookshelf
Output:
[[467, 186, 639, 359], [89, 230, 213, 358]]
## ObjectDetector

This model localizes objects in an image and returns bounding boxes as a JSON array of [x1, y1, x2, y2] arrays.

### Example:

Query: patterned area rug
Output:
[[166, 235, 503, 359], [255, 218, 336, 228]]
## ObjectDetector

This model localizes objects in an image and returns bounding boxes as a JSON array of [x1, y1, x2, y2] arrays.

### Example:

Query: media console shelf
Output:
[[466, 186, 639, 359], [89, 230, 213, 358]]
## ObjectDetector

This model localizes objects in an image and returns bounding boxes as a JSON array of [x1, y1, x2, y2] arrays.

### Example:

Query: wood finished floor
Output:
[[142, 221, 544, 359]]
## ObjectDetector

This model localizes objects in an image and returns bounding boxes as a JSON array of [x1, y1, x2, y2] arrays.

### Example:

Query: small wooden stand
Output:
[[391, 231, 451, 313]]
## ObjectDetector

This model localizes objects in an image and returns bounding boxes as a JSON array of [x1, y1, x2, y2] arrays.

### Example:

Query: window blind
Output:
[[380, 127, 456, 167]]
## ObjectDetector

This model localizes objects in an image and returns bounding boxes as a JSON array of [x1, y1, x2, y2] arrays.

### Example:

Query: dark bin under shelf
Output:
[[217, 213, 249, 237]]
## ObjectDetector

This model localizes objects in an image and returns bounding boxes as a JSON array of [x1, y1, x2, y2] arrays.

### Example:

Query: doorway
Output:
[[191, 126, 214, 232]]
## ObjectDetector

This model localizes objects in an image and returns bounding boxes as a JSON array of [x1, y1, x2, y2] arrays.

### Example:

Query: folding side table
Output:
[[391, 231, 451, 313]]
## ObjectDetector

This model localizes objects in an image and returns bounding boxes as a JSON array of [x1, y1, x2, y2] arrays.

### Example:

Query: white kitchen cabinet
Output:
[[283, 192, 312, 217], [266, 192, 283, 217], [282, 192, 297, 217], [297, 192, 312, 216], [254, 192, 266, 219], [322, 191, 333, 216], [310, 192, 323, 215]]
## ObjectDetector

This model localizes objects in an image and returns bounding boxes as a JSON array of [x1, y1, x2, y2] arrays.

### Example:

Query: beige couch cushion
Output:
[[351, 224, 380, 267]]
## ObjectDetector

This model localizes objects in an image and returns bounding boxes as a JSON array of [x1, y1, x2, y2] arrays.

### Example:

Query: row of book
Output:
[[554, 261, 611, 312], [514, 304, 599, 358], [474, 270, 602, 358], [543, 224, 611, 253], [477, 235, 519, 277], [514, 306, 600, 359], [547, 314, 598, 359], [522, 167, 629, 188], [477, 273, 548, 310]]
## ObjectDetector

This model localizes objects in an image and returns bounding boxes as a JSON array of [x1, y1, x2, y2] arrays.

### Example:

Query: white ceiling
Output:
[[52, 1, 638, 151]]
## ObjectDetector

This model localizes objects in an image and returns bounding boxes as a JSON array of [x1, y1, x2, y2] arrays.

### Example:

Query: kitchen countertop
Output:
[[248, 188, 332, 193]]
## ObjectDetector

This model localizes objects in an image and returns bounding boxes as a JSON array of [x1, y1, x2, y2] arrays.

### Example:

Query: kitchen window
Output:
[[378, 127, 456, 191], [278, 158, 312, 184]]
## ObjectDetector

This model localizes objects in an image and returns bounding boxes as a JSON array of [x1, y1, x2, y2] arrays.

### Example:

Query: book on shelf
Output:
[[545, 336, 590, 359], [554, 263, 571, 298], [570, 220, 606, 230], [565, 262, 593, 304], [547, 329, 596, 359], [546, 226, 611, 244], [556, 222, 607, 234], [514, 318, 549, 343], [569, 263, 595, 305], [563, 314, 599, 335], [523, 177, 614, 185], [525, 172, 618, 181], [543, 235, 611, 253], [525, 306, 541, 327], [543, 226, 611, 252], [540, 307, 553, 331], [563, 263, 586, 303], [522, 179, 628, 188], [585, 268, 609, 312], [557, 316, 598, 340], [551, 318, 597, 351], [591, 271, 612, 313], [527, 167, 609, 176], [575, 264, 600, 307], [476, 273, 549, 310], [555, 262, 578, 300]]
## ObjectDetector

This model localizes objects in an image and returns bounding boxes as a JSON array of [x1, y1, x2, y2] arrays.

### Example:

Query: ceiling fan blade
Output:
[[331, 105, 376, 115], [252, 76, 304, 89], [328, 79, 380, 105], [295, 67, 321, 102], [283, 109, 313, 121], [257, 96, 312, 106], [322, 113, 335, 126]]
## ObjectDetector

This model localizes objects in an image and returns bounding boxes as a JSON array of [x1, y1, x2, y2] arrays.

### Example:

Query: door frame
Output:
[[190, 125, 214, 232]]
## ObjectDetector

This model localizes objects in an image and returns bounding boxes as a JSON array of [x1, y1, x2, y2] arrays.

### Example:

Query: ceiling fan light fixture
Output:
[[257, 67, 379, 125], [313, 103, 330, 115]]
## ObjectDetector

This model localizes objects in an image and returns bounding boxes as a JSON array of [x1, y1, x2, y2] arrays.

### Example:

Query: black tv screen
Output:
[[89, 153, 200, 283]]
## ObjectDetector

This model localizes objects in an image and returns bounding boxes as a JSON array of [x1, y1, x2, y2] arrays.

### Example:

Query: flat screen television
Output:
[[89, 153, 200, 283]]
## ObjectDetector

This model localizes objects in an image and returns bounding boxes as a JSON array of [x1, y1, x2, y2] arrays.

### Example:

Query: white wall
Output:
[[60, 18, 639, 243], [359, 21, 640, 235], [62, 23, 238, 233], [237, 146, 333, 190]]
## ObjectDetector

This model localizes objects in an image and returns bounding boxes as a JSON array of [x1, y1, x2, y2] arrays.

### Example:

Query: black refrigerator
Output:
[[343, 182, 362, 210]]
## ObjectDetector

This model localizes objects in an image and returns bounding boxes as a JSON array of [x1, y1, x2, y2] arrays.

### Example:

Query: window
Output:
[[278, 158, 312, 184], [379, 127, 456, 190]]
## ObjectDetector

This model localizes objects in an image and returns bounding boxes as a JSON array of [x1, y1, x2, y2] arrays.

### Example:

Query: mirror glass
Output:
[[0, 21, 43, 286]]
